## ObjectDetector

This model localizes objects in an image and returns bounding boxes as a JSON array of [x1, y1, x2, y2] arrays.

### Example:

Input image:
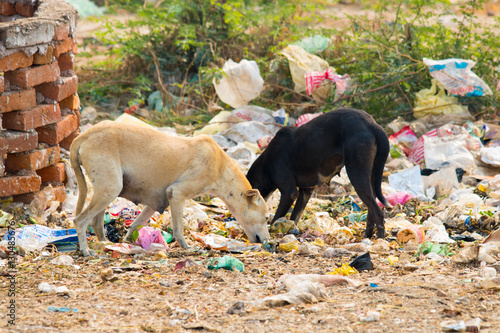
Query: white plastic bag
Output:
[[423, 58, 492, 96], [213, 59, 264, 108], [423, 135, 476, 171]]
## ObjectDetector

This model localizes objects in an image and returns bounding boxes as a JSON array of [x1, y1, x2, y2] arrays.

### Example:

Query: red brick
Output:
[[36, 162, 66, 183], [0, 1, 16, 16], [0, 89, 37, 113], [0, 129, 38, 155], [59, 93, 80, 110], [36, 113, 79, 145], [13, 182, 66, 206], [0, 172, 41, 197], [59, 129, 80, 151], [54, 21, 70, 41], [34, 46, 54, 65], [5, 62, 60, 89], [35, 75, 78, 102], [15, 1, 35, 17], [6, 146, 60, 172], [57, 52, 74, 72], [53, 38, 78, 58], [0, 52, 34, 72], [0, 75, 4, 94], [2, 104, 61, 131]]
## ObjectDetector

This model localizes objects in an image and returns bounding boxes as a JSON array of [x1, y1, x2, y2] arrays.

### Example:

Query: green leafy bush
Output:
[[79, 0, 499, 126]]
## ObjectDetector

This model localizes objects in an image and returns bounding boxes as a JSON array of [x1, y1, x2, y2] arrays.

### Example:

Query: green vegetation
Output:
[[78, 0, 500, 127]]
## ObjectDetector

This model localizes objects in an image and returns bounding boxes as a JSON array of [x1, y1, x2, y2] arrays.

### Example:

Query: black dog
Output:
[[246, 108, 390, 238]]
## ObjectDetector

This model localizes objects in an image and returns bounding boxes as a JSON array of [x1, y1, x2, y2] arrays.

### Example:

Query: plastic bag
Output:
[[388, 165, 426, 198], [207, 255, 244, 272], [231, 105, 275, 123], [423, 58, 492, 97], [213, 59, 264, 108], [280, 45, 332, 101], [479, 147, 500, 166], [423, 135, 476, 171], [413, 79, 471, 122], [133, 226, 168, 251], [3, 225, 78, 252], [294, 35, 330, 53], [193, 111, 242, 136]]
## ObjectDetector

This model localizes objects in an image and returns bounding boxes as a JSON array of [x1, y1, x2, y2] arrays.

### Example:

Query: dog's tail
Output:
[[372, 125, 390, 207], [69, 135, 88, 216]]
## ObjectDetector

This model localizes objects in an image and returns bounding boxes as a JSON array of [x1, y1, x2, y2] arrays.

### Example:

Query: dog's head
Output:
[[239, 189, 270, 244]]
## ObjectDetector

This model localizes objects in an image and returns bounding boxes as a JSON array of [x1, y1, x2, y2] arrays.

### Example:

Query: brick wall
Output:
[[0, 0, 79, 205]]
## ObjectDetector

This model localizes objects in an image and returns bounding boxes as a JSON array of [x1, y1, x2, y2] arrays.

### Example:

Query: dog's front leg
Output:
[[125, 206, 156, 242], [273, 187, 299, 223], [290, 188, 315, 223], [166, 187, 189, 249]]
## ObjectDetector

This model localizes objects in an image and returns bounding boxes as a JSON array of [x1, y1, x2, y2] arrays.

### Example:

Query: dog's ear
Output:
[[245, 189, 262, 205]]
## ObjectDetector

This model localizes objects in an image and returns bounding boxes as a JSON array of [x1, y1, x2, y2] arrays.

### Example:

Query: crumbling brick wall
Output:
[[0, 0, 79, 205]]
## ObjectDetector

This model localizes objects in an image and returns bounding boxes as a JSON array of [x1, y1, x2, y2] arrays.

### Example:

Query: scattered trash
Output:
[[207, 255, 244, 272], [423, 58, 492, 97], [47, 306, 79, 313], [38, 282, 69, 294], [359, 311, 380, 322], [213, 59, 264, 108], [3, 225, 78, 253], [417, 242, 454, 256], [49, 255, 74, 266], [133, 226, 169, 251], [349, 252, 374, 271], [174, 258, 200, 271], [328, 263, 357, 276], [191, 232, 262, 252]]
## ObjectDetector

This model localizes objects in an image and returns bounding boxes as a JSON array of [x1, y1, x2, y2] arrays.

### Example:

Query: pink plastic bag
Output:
[[134, 227, 168, 251], [389, 126, 418, 157]]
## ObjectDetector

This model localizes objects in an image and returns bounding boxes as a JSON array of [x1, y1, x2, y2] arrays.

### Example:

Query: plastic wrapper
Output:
[[279, 241, 299, 252], [295, 113, 322, 127], [104, 243, 166, 254], [231, 105, 275, 123], [397, 225, 424, 245], [270, 218, 296, 235], [328, 263, 358, 276], [388, 126, 418, 157], [222, 121, 277, 144], [298, 242, 320, 255], [3, 225, 78, 252], [193, 111, 242, 136], [423, 58, 492, 97], [422, 217, 455, 243], [278, 273, 353, 289], [207, 255, 244, 272], [213, 59, 264, 108], [388, 166, 426, 198], [479, 147, 500, 166], [191, 231, 262, 253], [417, 241, 454, 256]]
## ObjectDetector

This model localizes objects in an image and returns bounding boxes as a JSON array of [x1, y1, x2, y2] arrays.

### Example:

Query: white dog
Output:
[[70, 121, 270, 256]]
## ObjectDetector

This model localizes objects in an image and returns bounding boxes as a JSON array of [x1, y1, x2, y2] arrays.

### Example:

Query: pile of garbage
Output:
[[1, 42, 499, 298]]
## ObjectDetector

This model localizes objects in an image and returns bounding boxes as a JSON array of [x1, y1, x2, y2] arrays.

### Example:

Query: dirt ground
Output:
[[2, 2, 500, 333]]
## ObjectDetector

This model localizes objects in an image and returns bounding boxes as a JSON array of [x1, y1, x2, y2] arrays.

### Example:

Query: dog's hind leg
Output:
[[125, 206, 156, 241], [91, 210, 106, 241], [344, 144, 385, 239], [166, 186, 189, 249], [290, 187, 314, 223]]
